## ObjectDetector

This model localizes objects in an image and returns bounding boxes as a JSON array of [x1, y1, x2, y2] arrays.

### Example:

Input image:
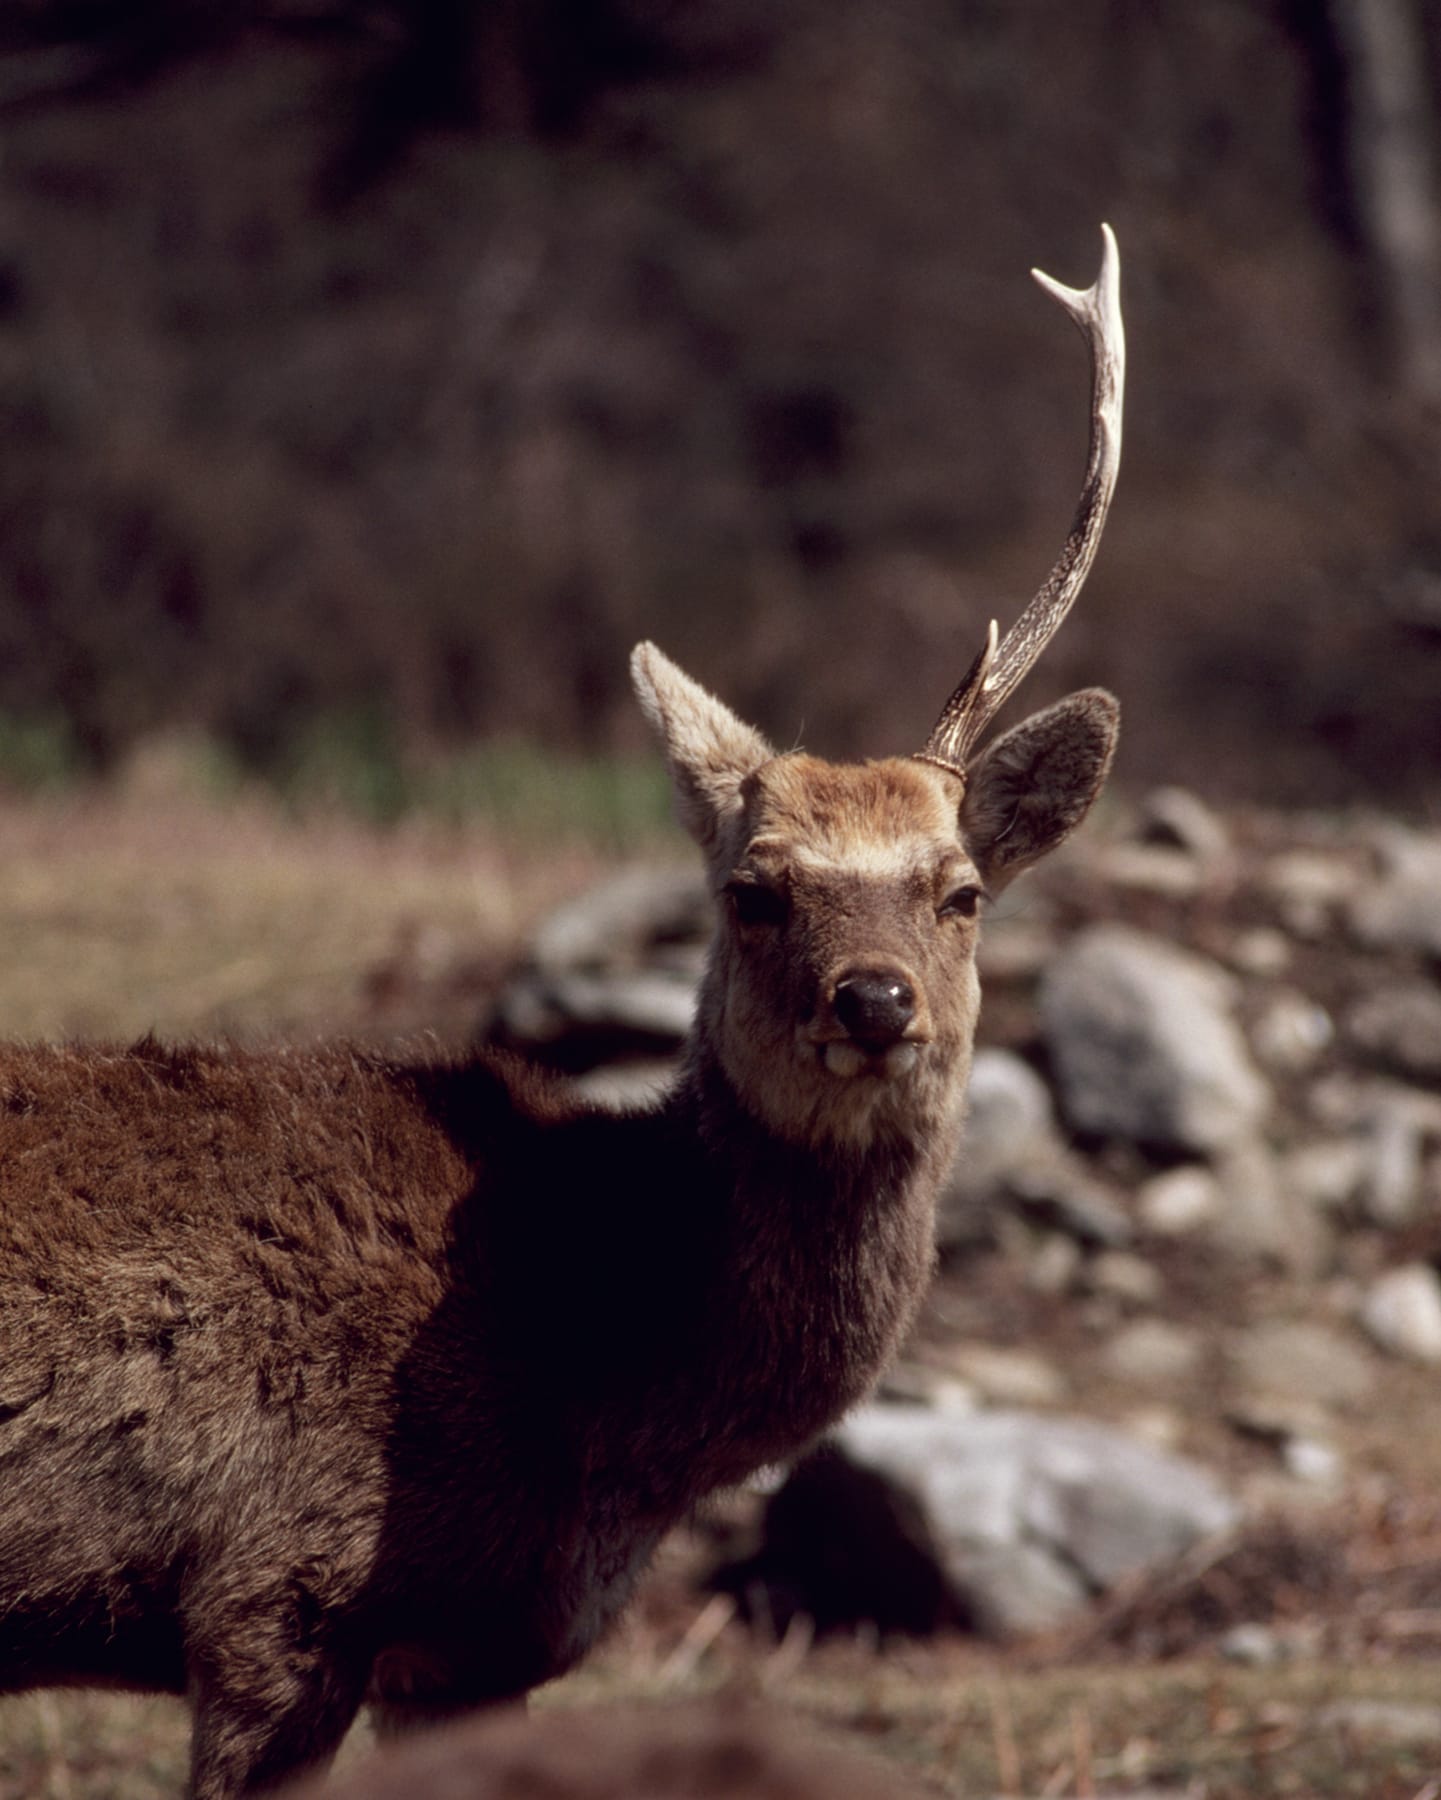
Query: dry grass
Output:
[[0, 785, 612, 1047]]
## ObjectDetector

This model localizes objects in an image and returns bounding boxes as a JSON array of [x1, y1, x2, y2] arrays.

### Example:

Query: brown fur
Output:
[[0, 646, 1116, 1797], [277, 1700, 928, 1799]]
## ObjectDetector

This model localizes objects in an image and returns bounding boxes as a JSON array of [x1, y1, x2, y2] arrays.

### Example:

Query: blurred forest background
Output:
[[2, 0, 1440, 813]]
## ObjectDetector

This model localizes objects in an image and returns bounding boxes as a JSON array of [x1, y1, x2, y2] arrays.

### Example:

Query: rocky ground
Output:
[[480, 786, 1441, 1677]]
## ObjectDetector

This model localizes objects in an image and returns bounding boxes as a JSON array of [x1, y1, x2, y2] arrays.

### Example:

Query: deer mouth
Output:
[[811, 1037, 924, 1081]]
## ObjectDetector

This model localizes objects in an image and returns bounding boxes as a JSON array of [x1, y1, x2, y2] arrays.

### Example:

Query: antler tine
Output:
[[918, 223, 1125, 775]]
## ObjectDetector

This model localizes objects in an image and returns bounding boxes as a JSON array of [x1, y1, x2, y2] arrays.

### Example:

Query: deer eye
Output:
[[937, 884, 983, 921], [726, 878, 788, 929]]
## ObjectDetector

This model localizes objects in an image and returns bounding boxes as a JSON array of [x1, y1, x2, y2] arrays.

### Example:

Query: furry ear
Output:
[[961, 688, 1119, 892], [631, 642, 775, 868]]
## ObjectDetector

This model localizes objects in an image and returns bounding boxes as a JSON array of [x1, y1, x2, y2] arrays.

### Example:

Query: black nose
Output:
[[833, 972, 916, 1047]]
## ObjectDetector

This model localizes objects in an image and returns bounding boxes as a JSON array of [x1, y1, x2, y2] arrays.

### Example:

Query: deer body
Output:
[[0, 232, 1124, 1797]]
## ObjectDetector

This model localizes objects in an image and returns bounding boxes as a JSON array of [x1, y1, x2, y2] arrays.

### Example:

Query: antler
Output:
[[917, 223, 1125, 775]]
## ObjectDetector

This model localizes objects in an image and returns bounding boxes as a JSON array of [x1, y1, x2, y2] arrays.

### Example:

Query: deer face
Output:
[[631, 645, 1117, 1149]]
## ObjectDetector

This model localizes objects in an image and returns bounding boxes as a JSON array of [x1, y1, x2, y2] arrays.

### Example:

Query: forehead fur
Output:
[[741, 756, 964, 865]]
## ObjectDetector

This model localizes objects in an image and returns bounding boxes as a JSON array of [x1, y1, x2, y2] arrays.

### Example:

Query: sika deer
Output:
[[0, 229, 1123, 1798]]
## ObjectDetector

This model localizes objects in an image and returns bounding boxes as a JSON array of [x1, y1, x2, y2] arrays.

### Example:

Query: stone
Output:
[[1262, 850, 1357, 939], [1087, 1250, 1164, 1306], [1250, 990, 1333, 1073], [1227, 1320, 1376, 1409], [1039, 926, 1270, 1154], [1137, 1164, 1221, 1235], [1279, 1139, 1367, 1213], [1351, 827, 1441, 957], [1102, 1319, 1205, 1387], [937, 1049, 1059, 1246], [945, 1344, 1069, 1409], [569, 1060, 677, 1111], [832, 1407, 1239, 1631], [1347, 983, 1441, 1083], [1359, 1264, 1441, 1364], [493, 967, 696, 1059], [1358, 1100, 1426, 1227], [1211, 1140, 1329, 1273], [529, 864, 710, 973], [1229, 927, 1292, 978], [1137, 786, 1232, 862]]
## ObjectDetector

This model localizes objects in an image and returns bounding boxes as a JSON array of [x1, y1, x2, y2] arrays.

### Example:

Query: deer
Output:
[[0, 228, 1123, 1799]]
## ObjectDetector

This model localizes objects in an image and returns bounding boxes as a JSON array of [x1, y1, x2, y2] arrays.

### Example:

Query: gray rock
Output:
[[1262, 850, 1358, 939], [1137, 1164, 1221, 1235], [829, 1406, 1239, 1637], [1250, 989, 1333, 1073], [937, 1050, 1059, 1245], [1359, 1264, 1441, 1364], [530, 864, 710, 973], [1137, 786, 1232, 862], [1211, 1140, 1330, 1274], [1347, 983, 1441, 1082], [1279, 1138, 1367, 1213], [1039, 926, 1270, 1154], [1227, 1319, 1376, 1409], [494, 966, 696, 1057], [1358, 1099, 1426, 1226], [569, 1060, 677, 1111], [1351, 828, 1441, 957], [1101, 1319, 1205, 1387]]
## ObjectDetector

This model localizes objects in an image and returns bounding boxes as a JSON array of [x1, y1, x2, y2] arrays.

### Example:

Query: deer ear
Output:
[[631, 642, 775, 866], [961, 688, 1118, 892]]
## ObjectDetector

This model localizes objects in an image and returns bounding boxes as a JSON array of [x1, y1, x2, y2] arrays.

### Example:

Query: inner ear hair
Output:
[[961, 688, 1119, 892]]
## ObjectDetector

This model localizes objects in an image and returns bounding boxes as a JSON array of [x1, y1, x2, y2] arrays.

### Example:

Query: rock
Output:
[[1211, 1140, 1329, 1273], [493, 966, 696, 1063], [1219, 1622, 1290, 1666], [1261, 850, 1357, 939], [1229, 926, 1292, 978], [937, 1050, 1059, 1245], [1094, 843, 1207, 899], [1227, 1320, 1376, 1410], [1101, 1319, 1205, 1387], [1351, 827, 1441, 957], [1359, 1264, 1441, 1364], [1250, 990, 1333, 1074], [975, 916, 1056, 984], [1137, 1164, 1221, 1236], [717, 1408, 1238, 1639], [529, 864, 710, 973], [1347, 983, 1441, 1083], [1005, 1160, 1135, 1249], [1087, 1250, 1164, 1307], [1357, 1099, 1426, 1227], [945, 1344, 1069, 1409], [1039, 926, 1270, 1154], [824, 1407, 1239, 1638], [1137, 786, 1232, 862], [1279, 1139, 1367, 1213], [569, 1060, 677, 1111]]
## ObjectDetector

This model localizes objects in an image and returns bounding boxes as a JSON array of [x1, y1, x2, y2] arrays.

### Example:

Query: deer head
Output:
[[634, 228, 1124, 1150]]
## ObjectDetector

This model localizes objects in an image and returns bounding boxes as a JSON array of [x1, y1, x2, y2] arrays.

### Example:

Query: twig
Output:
[[657, 1593, 737, 1687]]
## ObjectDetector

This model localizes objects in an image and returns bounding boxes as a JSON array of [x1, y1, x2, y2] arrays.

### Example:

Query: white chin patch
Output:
[[823, 1041, 867, 1080], [821, 1040, 920, 1081]]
